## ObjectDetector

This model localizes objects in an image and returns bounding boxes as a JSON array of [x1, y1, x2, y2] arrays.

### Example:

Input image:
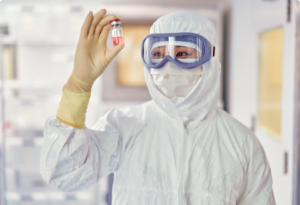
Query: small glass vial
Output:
[[110, 20, 124, 46]]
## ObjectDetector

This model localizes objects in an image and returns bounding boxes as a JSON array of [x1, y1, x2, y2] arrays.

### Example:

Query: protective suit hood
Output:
[[144, 11, 221, 122]]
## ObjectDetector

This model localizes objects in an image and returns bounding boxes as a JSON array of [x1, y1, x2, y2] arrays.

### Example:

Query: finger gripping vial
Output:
[[110, 19, 124, 46]]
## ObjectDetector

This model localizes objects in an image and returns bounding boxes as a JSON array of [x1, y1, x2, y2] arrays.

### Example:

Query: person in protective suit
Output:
[[40, 9, 276, 205]]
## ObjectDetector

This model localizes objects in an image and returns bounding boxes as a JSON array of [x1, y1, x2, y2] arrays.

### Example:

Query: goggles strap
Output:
[[211, 46, 216, 57]]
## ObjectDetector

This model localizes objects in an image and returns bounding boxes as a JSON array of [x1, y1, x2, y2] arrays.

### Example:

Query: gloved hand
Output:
[[66, 9, 124, 93], [56, 9, 124, 129]]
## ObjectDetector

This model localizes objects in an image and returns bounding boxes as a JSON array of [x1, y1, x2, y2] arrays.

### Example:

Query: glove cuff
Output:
[[56, 85, 91, 129]]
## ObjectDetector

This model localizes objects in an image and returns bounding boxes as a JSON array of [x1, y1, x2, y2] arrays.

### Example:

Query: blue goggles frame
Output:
[[141, 32, 215, 69]]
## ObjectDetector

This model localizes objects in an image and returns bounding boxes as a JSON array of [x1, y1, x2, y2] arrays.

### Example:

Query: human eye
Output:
[[152, 52, 164, 58], [176, 52, 189, 57]]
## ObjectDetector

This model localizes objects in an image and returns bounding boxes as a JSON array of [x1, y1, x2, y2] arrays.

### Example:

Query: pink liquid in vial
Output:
[[112, 37, 124, 46]]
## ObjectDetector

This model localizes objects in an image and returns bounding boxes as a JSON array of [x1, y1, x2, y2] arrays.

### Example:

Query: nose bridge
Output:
[[161, 60, 182, 75]]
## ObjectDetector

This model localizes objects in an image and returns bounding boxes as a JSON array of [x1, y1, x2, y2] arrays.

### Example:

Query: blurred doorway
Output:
[[229, 0, 299, 204], [251, 2, 298, 204]]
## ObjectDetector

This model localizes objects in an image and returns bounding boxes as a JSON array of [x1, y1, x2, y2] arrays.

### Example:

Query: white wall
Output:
[[228, 0, 255, 127]]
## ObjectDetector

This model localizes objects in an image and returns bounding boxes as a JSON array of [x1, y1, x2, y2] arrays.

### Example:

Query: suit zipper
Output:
[[179, 126, 187, 204]]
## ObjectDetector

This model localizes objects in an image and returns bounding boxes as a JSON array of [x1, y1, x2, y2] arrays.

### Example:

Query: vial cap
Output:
[[110, 19, 121, 23], [110, 19, 121, 26]]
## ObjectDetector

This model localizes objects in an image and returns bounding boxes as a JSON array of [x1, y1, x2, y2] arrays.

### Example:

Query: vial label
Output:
[[112, 37, 124, 46]]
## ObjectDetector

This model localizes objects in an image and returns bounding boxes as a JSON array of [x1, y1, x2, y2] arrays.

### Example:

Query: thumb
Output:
[[106, 43, 125, 63]]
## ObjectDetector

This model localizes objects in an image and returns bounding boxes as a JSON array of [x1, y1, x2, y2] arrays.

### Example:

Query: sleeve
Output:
[[40, 110, 122, 192], [237, 134, 276, 205]]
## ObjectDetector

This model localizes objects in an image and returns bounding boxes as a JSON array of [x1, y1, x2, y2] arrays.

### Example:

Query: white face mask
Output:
[[150, 61, 203, 99]]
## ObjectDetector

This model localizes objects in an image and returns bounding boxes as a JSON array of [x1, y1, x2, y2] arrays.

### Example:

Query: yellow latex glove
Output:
[[57, 9, 124, 128]]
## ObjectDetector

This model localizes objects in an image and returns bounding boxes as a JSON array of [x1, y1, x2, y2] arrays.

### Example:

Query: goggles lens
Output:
[[142, 34, 207, 68], [151, 45, 202, 63]]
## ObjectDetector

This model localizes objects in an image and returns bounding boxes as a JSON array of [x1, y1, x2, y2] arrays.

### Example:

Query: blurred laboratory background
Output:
[[0, 0, 299, 204]]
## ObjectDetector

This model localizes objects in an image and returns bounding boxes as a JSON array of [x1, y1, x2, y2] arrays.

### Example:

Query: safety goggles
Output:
[[141, 32, 215, 69]]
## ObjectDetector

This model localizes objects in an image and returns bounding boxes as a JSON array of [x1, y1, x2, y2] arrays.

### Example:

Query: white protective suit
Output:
[[40, 11, 276, 205]]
